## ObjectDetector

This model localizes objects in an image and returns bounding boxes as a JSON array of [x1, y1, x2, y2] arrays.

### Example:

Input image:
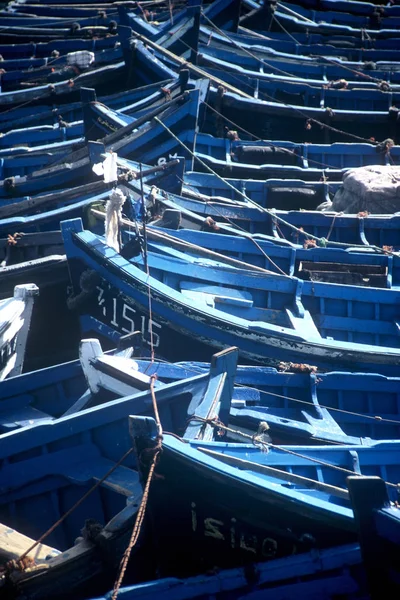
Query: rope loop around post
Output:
[[111, 376, 163, 599]]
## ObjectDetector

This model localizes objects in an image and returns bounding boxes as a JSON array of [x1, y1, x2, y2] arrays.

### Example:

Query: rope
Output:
[[153, 116, 303, 269], [203, 98, 376, 172], [325, 211, 338, 241], [202, 12, 392, 103], [146, 358, 400, 428], [153, 116, 389, 253], [15, 447, 135, 565], [172, 26, 386, 149], [320, 55, 386, 84], [270, 12, 300, 44], [113, 25, 394, 169], [202, 14, 319, 87], [172, 30, 388, 146], [232, 382, 400, 426], [130, 29, 254, 100], [171, 176, 288, 274], [111, 376, 163, 599], [93, 206, 284, 275], [190, 416, 400, 490], [143, 188, 156, 362]]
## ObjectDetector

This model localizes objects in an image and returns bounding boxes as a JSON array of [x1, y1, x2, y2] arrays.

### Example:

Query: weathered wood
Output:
[[199, 447, 350, 500], [0, 522, 59, 564]]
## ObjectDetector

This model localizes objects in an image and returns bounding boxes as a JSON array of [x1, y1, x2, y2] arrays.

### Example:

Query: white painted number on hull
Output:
[[96, 287, 161, 347], [157, 152, 178, 166]]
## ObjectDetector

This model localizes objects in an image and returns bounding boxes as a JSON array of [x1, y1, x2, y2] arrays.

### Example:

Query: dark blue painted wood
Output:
[[199, 25, 400, 65], [127, 41, 400, 143], [242, 0, 400, 37], [0, 89, 199, 199], [61, 217, 400, 375], [0, 349, 236, 598], [131, 415, 400, 575], [82, 97, 400, 182], [91, 543, 365, 600], [348, 476, 400, 598]]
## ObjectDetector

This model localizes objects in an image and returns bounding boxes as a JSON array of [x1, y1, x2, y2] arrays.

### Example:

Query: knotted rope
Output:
[[111, 375, 163, 599]]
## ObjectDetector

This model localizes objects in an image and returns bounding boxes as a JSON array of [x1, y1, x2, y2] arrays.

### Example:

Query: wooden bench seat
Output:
[[180, 281, 254, 308], [0, 406, 52, 433]]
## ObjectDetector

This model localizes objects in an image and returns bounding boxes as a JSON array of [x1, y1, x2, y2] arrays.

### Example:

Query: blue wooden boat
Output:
[[0, 124, 84, 153], [0, 10, 120, 28], [96, 172, 400, 288], [0, 283, 38, 381], [264, 0, 400, 31], [62, 216, 400, 375], [1, 18, 116, 43], [0, 35, 118, 60], [144, 12, 400, 87], [0, 43, 122, 72], [0, 346, 236, 599], [90, 543, 366, 600], [200, 24, 400, 64], [0, 87, 200, 199], [180, 362, 400, 445], [87, 151, 400, 251], [348, 476, 400, 598], [173, 170, 400, 248], [124, 5, 400, 86], [197, 42, 400, 92], [0, 82, 189, 179], [1, 3, 120, 18], [243, 0, 400, 29], [123, 211, 400, 289], [119, 0, 241, 42], [0, 336, 237, 435], [0, 77, 178, 139], [242, 0, 400, 37], [0, 160, 183, 296], [0, 76, 181, 134], [131, 415, 400, 573], [0, 57, 58, 72], [79, 338, 400, 446], [13, 0, 132, 5], [4, 310, 400, 445], [0, 145, 82, 180], [126, 40, 400, 143], [0, 230, 67, 298], [0, 45, 123, 93], [0, 157, 182, 222], [0, 50, 126, 109], [183, 168, 338, 209], [285, 0, 400, 17], [0, 179, 115, 222], [238, 28, 400, 53], [0, 20, 119, 44], [82, 93, 400, 180]]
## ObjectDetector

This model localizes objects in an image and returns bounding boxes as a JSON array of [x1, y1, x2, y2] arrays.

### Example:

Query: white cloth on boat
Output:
[[93, 152, 118, 183], [330, 165, 400, 214], [103, 152, 118, 183], [105, 188, 126, 252], [66, 50, 95, 70]]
